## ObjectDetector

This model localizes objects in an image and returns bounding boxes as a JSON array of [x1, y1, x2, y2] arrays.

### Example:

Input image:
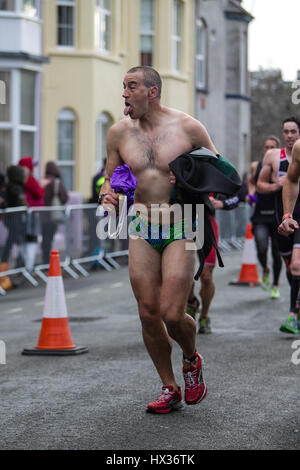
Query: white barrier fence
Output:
[[0, 203, 252, 295]]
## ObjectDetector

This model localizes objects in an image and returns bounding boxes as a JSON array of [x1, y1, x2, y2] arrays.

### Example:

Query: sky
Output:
[[242, 0, 300, 81]]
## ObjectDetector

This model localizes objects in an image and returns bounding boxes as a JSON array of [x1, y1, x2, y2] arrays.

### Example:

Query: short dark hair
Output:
[[127, 66, 162, 98], [282, 116, 300, 132]]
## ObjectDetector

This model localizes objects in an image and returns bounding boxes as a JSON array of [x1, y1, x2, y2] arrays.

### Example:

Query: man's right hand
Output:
[[101, 190, 119, 210], [278, 217, 299, 236]]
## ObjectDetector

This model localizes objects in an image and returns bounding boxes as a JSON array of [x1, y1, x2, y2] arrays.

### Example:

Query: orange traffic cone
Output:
[[229, 223, 260, 286], [22, 250, 88, 355]]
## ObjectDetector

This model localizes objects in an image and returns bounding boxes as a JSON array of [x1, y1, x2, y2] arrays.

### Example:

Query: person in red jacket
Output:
[[18, 156, 44, 206], [18, 156, 44, 271]]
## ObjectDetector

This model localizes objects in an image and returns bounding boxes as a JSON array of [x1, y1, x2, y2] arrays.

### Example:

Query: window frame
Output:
[[0, 0, 40, 18], [140, 0, 155, 67], [95, 0, 112, 54], [171, 0, 182, 73], [0, 68, 39, 168], [56, 0, 76, 48], [57, 108, 76, 191], [96, 112, 112, 172]]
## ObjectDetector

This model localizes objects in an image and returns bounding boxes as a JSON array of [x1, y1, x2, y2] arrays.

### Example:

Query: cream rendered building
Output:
[[42, 0, 196, 198]]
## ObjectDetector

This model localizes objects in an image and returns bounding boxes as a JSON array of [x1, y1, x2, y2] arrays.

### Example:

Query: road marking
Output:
[[88, 287, 103, 294], [6, 307, 23, 314], [35, 301, 44, 307], [66, 292, 79, 299], [110, 282, 123, 289]]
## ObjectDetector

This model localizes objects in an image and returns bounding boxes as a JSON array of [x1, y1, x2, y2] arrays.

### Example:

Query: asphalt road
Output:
[[0, 251, 299, 451]]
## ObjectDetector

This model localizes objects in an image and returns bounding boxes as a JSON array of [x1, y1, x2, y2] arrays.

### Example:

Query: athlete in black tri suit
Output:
[[257, 117, 300, 335], [250, 137, 282, 298]]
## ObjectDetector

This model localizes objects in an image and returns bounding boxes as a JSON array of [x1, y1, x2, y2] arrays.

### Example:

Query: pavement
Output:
[[0, 250, 299, 451]]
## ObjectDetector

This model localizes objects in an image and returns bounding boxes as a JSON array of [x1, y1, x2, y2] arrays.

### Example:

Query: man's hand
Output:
[[209, 196, 224, 210], [169, 171, 176, 185], [277, 175, 286, 187], [278, 217, 299, 236], [101, 190, 119, 210]]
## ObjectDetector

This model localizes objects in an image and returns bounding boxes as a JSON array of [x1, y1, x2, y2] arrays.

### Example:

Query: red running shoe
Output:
[[146, 386, 183, 414], [183, 352, 207, 405]]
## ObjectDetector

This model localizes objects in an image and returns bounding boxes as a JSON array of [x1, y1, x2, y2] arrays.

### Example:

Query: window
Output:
[[95, 0, 111, 52], [57, 109, 75, 190], [96, 112, 112, 172], [22, 0, 37, 16], [20, 70, 37, 157], [0, 131, 12, 173], [0, 0, 15, 10], [0, 69, 39, 170], [0, 71, 12, 172], [172, 0, 182, 72], [0, 0, 38, 15], [140, 0, 155, 66], [57, 0, 75, 47], [195, 18, 207, 89], [0, 71, 10, 122]]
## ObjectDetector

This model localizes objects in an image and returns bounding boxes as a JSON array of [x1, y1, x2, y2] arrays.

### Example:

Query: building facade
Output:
[[0, 0, 48, 174], [194, 0, 253, 175], [0, 0, 252, 197]]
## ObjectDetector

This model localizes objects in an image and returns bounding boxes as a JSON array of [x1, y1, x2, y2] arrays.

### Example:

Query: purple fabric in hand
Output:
[[110, 164, 137, 209]]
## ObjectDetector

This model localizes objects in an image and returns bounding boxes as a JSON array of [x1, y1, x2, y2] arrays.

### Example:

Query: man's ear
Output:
[[148, 86, 159, 100]]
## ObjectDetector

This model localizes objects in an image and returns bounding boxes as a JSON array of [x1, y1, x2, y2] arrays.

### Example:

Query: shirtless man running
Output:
[[99, 66, 218, 414]]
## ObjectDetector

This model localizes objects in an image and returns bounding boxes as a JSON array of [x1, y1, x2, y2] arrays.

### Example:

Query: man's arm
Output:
[[184, 115, 218, 155], [278, 140, 300, 235], [99, 124, 123, 208], [248, 161, 258, 195], [256, 150, 282, 193]]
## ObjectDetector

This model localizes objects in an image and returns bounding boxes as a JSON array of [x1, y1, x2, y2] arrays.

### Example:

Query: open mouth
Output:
[[124, 102, 133, 116]]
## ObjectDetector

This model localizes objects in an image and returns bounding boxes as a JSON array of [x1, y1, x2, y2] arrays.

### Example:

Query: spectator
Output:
[[0, 166, 27, 290], [40, 161, 68, 264], [18, 156, 44, 271], [0, 171, 7, 209], [89, 159, 107, 204]]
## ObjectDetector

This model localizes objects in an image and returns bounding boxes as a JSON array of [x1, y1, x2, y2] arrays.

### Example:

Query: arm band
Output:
[[282, 213, 293, 221]]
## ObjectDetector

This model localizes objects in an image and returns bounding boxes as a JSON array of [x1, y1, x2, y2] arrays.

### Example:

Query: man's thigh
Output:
[[160, 239, 196, 312], [128, 237, 162, 304]]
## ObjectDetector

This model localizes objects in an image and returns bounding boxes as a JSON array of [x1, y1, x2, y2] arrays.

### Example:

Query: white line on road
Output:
[[87, 288, 103, 294], [110, 282, 124, 289], [6, 307, 23, 314], [66, 292, 79, 299]]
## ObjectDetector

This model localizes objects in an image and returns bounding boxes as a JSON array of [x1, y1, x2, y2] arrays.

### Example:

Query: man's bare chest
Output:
[[120, 128, 190, 173]]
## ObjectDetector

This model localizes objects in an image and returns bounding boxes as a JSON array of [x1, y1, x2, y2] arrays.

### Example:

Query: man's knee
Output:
[[290, 259, 300, 276], [137, 299, 159, 328], [200, 267, 214, 287]]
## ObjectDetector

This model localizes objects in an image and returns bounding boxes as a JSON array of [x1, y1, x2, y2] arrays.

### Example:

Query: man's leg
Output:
[[160, 238, 197, 358], [280, 246, 300, 334], [128, 237, 178, 389], [269, 222, 282, 299], [252, 223, 270, 289], [198, 265, 214, 334], [160, 239, 207, 405]]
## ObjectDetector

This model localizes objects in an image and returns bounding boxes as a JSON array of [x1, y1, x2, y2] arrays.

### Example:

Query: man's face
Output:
[[263, 139, 278, 154], [282, 121, 300, 150], [122, 71, 149, 120]]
